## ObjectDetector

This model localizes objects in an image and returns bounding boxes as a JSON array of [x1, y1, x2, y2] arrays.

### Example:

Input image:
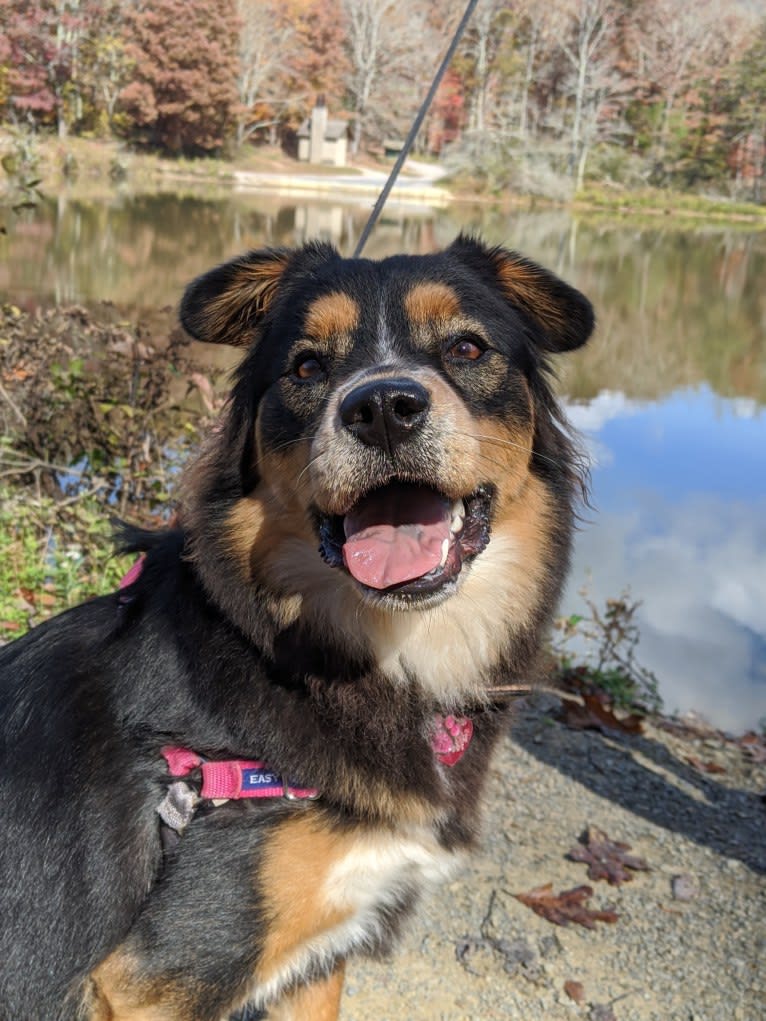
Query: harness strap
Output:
[[161, 746, 319, 801]]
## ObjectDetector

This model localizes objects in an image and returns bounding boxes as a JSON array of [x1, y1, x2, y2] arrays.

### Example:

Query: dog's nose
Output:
[[340, 378, 430, 451]]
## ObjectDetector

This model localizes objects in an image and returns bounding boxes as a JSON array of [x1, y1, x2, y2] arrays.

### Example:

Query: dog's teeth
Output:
[[440, 537, 450, 567], [450, 499, 465, 534]]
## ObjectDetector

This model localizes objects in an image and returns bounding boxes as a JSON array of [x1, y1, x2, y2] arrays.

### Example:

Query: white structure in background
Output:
[[297, 96, 348, 167]]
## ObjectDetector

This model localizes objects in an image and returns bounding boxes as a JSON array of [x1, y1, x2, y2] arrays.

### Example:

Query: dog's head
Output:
[[181, 236, 593, 699]]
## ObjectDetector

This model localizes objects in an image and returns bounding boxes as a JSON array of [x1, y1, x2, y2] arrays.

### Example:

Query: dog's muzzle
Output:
[[312, 376, 494, 605], [339, 377, 430, 455]]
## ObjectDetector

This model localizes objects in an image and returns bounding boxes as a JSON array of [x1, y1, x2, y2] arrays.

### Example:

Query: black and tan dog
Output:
[[0, 235, 593, 1020]]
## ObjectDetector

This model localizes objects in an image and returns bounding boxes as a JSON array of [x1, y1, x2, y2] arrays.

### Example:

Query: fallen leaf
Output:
[[564, 979, 586, 1004], [740, 733, 766, 764], [567, 826, 650, 885], [513, 883, 619, 929], [685, 755, 726, 774], [560, 694, 644, 735], [1, 366, 32, 382]]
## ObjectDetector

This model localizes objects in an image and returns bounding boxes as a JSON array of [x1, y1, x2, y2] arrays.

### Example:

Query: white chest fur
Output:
[[248, 823, 463, 1012], [324, 824, 462, 921]]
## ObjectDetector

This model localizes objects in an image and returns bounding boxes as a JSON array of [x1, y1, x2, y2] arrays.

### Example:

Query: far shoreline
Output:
[[3, 134, 766, 229]]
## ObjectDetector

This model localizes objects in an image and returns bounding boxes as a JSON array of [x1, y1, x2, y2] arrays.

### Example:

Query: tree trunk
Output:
[[576, 137, 589, 190], [519, 27, 539, 145]]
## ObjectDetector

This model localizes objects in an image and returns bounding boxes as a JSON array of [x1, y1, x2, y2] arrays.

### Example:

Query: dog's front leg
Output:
[[265, 964, 345, 1021]]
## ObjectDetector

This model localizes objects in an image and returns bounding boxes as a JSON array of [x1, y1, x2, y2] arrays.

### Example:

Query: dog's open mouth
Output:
[[317, 482, 492, 597]]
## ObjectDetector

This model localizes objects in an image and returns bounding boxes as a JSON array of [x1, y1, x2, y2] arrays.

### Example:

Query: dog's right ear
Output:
[[180, 243, 340, 347]]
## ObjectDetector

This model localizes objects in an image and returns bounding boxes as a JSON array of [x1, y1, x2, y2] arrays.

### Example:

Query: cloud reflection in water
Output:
[[563, 386, 766, 733]]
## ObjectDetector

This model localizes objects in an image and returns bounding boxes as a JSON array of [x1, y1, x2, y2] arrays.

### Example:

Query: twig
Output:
[[479, 889, 498, 940], [0, 381, 27, 426], [0, 452, 88, 477], [56, 482, 108, 508]]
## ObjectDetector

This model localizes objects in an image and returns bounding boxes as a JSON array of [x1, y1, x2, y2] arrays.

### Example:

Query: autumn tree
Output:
[[76, 1, 132, 136], [513, 0, 560, 146], [0, 0, 77, 133], [0, 0, 130, 136], [119, 0, 240, 155], [342, 0, 394, 153], [669, 16, 754, 190], [424, 69, 464, 155], [727, 20, 766, 201], [629, 0, 724, 181], [236, 0, 297, 146], [341, 0, 435, 154], [286, 0, 348, 120], [458, 0, 513, 139], [556, 0, 624, 189]]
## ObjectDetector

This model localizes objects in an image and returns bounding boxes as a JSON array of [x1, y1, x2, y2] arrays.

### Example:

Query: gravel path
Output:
[[341, 697, 765, 1021]]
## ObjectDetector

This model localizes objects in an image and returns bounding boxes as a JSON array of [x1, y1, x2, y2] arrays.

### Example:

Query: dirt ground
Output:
[[341, 697, 765, 1021]]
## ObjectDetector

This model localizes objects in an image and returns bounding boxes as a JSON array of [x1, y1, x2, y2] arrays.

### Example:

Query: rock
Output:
[[671, 873, 699, 901]]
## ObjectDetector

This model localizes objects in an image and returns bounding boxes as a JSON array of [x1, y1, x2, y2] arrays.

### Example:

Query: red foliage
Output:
[[119, 0, 240, 154], [0, 0, 76, 122], [283, 0, 349, 126], [427, 69, 465, 154]]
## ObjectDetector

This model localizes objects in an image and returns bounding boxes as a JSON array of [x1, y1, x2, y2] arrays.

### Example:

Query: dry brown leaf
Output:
[[564, 979, 586, 1004], [684, 755, 726, 774], [567, 825, 650, 885], [560, 694, 644, 735], [513, 883, 619, 929]]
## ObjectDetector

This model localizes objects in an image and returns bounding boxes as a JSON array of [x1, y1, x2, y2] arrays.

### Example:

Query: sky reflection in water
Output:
[[564, 386, 766, 733]]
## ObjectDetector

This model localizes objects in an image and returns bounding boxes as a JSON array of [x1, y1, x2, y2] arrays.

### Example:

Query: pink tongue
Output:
[[342, 486, 451, 590]]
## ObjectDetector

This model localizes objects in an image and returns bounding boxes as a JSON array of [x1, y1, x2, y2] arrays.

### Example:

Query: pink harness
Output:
[[119, 559, 473, 832], [159, 713, 472, 816], [161, 746, 319, 801]]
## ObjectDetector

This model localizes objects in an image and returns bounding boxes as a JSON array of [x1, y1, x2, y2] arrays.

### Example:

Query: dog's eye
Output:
[[293, 353, 325, 382], [445, 335, 485, 362]]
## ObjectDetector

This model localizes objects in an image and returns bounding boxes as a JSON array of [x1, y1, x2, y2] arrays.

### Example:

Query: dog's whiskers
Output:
[[458, 430, 564, 471], [463, 450, 511, 475], [268, 434, 318, 457], [295, 448, 328, 492]]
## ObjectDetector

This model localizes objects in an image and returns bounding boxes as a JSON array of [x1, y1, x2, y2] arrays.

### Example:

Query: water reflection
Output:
[[1, 194, 765, 730], [0, 192, 448, 310], [565, 387, 766, 733]]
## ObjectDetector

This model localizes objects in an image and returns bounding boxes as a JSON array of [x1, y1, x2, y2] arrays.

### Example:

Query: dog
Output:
[[0, 235, 593, 1020]]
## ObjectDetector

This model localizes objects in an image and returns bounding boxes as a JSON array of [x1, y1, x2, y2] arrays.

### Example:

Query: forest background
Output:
[[1, 0, 766, 203]]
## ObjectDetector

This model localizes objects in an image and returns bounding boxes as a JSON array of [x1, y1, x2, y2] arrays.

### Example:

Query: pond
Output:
[[2, 189, 765, 733]]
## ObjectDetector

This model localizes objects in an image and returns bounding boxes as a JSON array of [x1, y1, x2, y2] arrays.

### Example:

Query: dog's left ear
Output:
[[449, 235, 594, 353], [180, 243, 340, 347]]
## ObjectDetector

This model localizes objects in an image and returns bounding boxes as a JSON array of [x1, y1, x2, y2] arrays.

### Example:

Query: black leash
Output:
[[352, 0, 480, 258]]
